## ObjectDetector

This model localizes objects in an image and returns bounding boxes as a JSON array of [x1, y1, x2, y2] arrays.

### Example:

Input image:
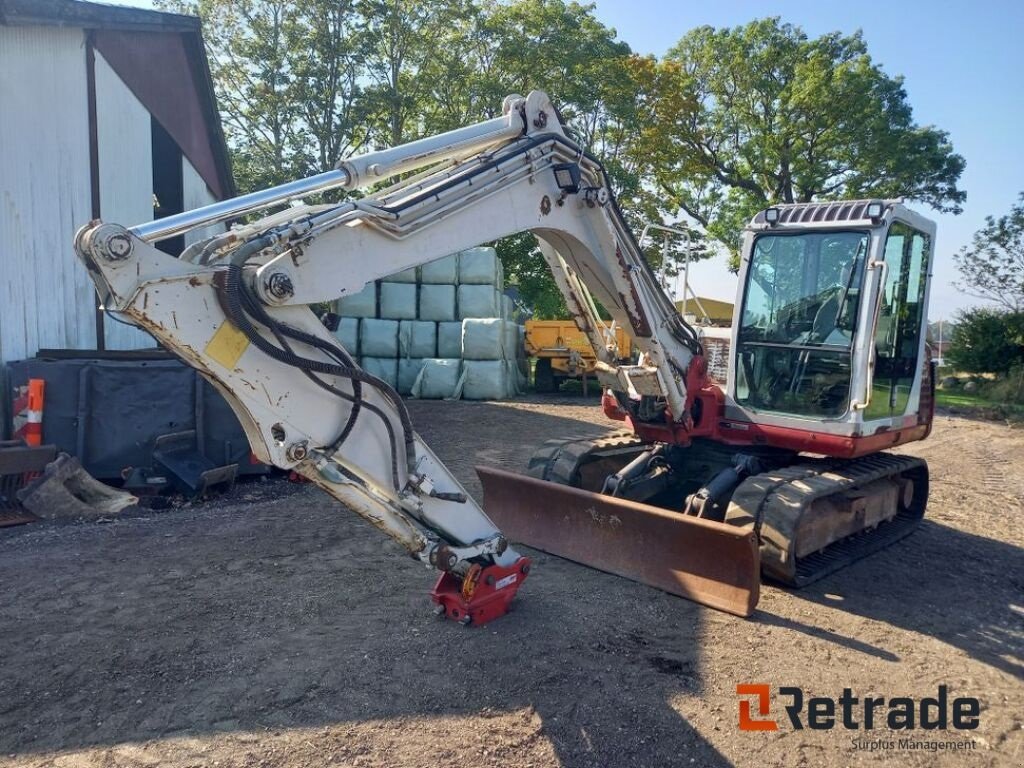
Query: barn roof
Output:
[[0, 0, 197, 35], [0, 0, 235, 200]]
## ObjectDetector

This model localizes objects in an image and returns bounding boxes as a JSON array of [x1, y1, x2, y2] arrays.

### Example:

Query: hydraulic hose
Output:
[[214, 236, 417, 490]]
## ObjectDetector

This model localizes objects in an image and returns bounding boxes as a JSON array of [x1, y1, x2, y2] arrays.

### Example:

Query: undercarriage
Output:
[[488, 433, 928, 595]]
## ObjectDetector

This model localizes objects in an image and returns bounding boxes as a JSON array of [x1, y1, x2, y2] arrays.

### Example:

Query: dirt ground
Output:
[[0, 396, 1021, 768]]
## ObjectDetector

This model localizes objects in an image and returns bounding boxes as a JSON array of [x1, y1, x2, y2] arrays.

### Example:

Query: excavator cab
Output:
[[720, 201, 937, 456], [490, 201, 936, 614]]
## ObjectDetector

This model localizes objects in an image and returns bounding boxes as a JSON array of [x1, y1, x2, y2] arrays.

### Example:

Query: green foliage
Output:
[[953, 192, 1024, 311], [159, 0, 372, 191], [162, 0, 709, 314], [655, 18, 965, 266], [160, 4, 963, 314], [945, 308, 1024, 374], [935, 377, 1024, 423], [493, 233, 567, 319], [985, 365, 1024, 405]]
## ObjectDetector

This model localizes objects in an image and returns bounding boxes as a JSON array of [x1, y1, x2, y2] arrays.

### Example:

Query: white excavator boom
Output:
[[74, 91, 727, 623]]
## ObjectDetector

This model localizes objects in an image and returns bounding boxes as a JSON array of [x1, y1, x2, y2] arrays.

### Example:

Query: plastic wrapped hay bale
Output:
[[420, 253, 459, 284], [517, 325, 530, 378], [511, 358, 528, 393], [336, 282, 376, 318], [419, 283, 457, 322], [398, 320, 436, 359], [501, 293, 516, 321], [461, 359, 512, 400], [411, 359, 463, 399], [462, 318, 506, 360], [458, 284, 501, 319], [397, 358, 425, 395], [334, 317, 360, 355], [459, 246, 502, 287], [437, 321, 462, 358], [379, 282, 417, 320], [360, 318, 399, 357], [502, 321, 519, 362], [361, 357, 398, 389], [386, 266, 418, 283]]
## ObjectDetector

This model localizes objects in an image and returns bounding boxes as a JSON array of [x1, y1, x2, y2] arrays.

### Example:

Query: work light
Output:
[[764, 207, 780, 225], [552, 163, 581, 194]]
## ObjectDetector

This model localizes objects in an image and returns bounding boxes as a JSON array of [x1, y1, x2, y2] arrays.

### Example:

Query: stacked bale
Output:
[[460, 318, 518, 399], [331, 248, 525, 399], [359, 318, 399, 389], [336, 282, 376, 318]]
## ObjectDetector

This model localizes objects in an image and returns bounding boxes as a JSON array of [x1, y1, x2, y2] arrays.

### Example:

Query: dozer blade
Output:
[[477, 466, 760, 617]]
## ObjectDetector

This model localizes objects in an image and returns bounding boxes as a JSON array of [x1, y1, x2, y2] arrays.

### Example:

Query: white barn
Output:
[[0, 0, 234, 362]]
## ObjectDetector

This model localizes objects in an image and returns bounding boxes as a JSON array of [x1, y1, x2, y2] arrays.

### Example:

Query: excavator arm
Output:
[[75, 91, 758, 623]]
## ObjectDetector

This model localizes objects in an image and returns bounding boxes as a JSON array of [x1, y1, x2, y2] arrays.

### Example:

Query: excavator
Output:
[[74, 91, 935, 622]]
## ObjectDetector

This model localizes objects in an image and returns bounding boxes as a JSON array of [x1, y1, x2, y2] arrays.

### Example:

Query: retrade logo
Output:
[[736, 684, 980, 733], [736, 684, 778, 731]]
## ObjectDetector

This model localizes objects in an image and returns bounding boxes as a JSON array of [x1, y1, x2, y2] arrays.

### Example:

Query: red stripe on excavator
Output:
[[632, 417, 930, 459], [715, 421, 932, 458], [622, 384, 930, 459]]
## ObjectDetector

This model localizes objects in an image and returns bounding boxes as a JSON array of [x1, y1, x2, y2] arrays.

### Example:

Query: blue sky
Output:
[[587, 0, 1024, 319], [119, 0, 1022, 319]]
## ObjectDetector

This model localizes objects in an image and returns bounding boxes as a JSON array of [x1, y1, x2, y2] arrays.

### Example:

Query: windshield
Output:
[[741, 231, 867, 346], [735, 230, 868, 418]]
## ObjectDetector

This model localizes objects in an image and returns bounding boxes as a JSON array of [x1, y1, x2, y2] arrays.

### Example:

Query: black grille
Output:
[[754, 200, 889, 225]]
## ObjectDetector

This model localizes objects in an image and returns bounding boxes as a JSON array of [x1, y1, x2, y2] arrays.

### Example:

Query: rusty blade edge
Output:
[[477, 466, 759, 617]]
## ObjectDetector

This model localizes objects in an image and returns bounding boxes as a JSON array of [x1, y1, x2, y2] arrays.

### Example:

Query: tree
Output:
[[358, 0, 469, 147], [494, 233, 568, 319], [946, 308, 1024, 374], [654, 18, 965, 264], [410, 0, 707, 316], [954, 192, 1024, 311], [462, 5, 710, 314], [160, 0, 371, 192], [287, 0, 370, 174]]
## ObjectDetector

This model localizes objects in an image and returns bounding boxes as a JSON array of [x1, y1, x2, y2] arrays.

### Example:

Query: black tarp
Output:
[[5, 353, 267, 480]]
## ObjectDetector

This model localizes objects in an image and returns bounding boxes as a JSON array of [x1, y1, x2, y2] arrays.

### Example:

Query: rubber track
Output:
[[726, 452, 928, 586], [527, 431, 645, 488]]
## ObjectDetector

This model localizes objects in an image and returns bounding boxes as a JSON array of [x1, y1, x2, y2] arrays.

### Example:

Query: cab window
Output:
[[735, 230, 867, 418]]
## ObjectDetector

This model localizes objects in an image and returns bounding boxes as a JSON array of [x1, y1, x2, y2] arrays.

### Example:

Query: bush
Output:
[[983, 365, 1024, 405], [946, 308, 1024, 374]]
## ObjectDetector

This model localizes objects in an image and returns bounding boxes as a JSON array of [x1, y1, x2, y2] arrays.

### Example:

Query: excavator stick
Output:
[[477, 467, 760, 617]]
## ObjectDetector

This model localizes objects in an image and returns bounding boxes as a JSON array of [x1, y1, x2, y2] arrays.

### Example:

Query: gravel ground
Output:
[[0, 396, 1021, 768]]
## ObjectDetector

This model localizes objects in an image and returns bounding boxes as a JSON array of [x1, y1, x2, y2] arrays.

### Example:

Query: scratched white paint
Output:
[[0, 25, 97, 363], [182, 156, 224, 248], [94, 50, 158, 350]]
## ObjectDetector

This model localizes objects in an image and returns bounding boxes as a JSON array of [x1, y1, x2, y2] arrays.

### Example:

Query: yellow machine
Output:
[[525, 319, 632, 393]]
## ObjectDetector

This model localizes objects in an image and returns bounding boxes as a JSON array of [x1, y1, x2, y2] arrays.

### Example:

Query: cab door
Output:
[[866, 222, 931, 419]]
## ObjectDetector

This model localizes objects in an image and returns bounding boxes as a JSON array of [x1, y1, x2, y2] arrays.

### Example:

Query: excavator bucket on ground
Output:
[[477, 466, 760, 617]]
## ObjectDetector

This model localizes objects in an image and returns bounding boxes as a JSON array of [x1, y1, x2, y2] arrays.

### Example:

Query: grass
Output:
[[935, 390, 992, 408], [935, 388, 1024, 423]]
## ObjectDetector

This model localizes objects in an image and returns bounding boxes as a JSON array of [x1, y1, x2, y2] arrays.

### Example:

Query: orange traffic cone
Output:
[[14, 379, 45, 446]]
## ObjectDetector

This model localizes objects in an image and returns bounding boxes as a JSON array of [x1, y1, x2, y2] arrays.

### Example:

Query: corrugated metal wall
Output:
[[182, 155, 220, 248], [94, 50, 158, 350], [0, 28, 228, 363], [0, 26, 98, 363]]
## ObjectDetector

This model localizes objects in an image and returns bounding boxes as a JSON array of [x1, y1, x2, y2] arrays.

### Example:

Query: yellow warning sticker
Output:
[[205, 321, 250, 370]]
